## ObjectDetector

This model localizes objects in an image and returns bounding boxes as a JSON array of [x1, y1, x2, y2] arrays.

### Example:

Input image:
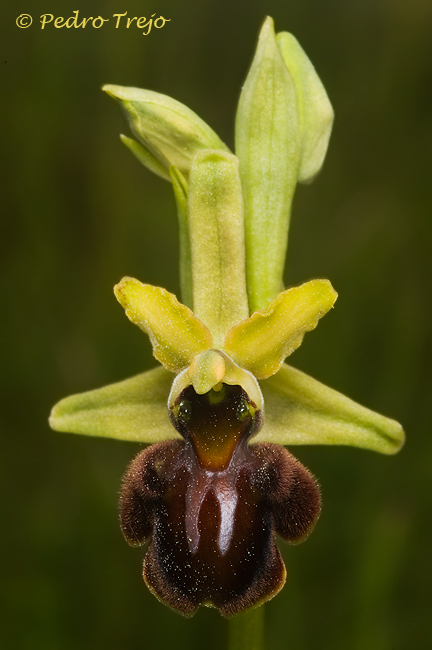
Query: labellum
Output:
[[120, 383, 320, 617]]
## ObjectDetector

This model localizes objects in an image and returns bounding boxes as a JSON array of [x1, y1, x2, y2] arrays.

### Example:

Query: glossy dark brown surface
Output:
[[120, 384, 321, 616]]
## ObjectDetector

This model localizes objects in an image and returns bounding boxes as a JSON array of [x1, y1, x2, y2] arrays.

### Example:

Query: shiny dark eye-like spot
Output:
[[178, 399, 192, 422], [236, 397, 252, 421]]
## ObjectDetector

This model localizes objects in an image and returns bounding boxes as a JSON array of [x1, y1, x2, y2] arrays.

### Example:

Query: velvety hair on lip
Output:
[[120, 384, 321, 617]]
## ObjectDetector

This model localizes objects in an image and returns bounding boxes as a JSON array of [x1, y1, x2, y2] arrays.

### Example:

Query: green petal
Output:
[[114, 277, 213, 372], [235, 17, 301, 313], [256, 364, 405, 454], [120, 134, 171, 181], [170, 166, 193, 309], [49, 367, 180, 443], [188, 150, 249, 347], [224, 280, 337, 379], [103, 85, 229, 178], [276, 32, 334, 184]]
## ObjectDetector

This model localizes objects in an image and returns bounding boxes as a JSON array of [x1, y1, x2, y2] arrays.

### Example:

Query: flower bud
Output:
[[120, 133, 171, 181], [103, 85, 229, 178], [276, 32, 334, 183]]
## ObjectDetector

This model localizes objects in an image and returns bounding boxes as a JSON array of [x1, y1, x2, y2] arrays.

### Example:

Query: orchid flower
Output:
[[49, 17, 404, 618]]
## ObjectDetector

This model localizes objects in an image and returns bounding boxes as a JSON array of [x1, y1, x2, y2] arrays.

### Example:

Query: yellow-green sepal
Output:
[[224, 279, 337, 379], [114, 277, 213, 372], [257, 364, 405, 454], [276, 32, 334, 183], [103, 85, 229, 179], [235, 17, 301, 313], [49, 367, 180, 443]]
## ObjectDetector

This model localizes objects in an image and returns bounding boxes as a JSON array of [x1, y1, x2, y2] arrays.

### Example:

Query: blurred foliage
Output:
[[2, 0, 432, 648]]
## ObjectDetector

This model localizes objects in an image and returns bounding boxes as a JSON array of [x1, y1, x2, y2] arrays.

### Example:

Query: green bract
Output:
[[235, 17, 301, 313], [50, 17, 404, 468]]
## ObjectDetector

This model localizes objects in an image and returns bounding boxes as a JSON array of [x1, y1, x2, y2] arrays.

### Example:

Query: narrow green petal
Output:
[[120, 134, 171, 181], [224, 280, 337, 379], [103, 85, 229, 178], [256, 364, 405, 455], [114, 277, 213, 372], [49, 367, 180, 444], [188, 150, 249, 347], [235, 17, 301, 313], [170, 166, 193, 309], [276, 33, 334, 183]]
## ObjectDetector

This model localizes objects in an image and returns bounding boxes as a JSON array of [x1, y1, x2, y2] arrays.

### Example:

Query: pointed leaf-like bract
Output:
[[114, 277, 213, 372], [224, 280, 337, 379], [188, 150, 249, 347], [49, 367, 179, 443], [257, 364, 405, 454], [235, 17, 301, 313], [276, 32, 334, 184], [103, 85, 229, 179]]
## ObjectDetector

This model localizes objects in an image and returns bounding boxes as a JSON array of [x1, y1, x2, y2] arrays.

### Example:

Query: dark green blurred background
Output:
[[2, 0, 432, 648]]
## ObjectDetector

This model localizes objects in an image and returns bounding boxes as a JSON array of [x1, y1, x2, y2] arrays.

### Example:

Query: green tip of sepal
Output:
[[276, 32, 334, 184], [49, 367, 178, 443], [257, 364, 405, 455]]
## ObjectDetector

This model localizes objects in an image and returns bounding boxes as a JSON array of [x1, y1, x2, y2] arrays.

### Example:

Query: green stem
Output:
[[170, 166, 193, 309], [228, 606, 265, 650]]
